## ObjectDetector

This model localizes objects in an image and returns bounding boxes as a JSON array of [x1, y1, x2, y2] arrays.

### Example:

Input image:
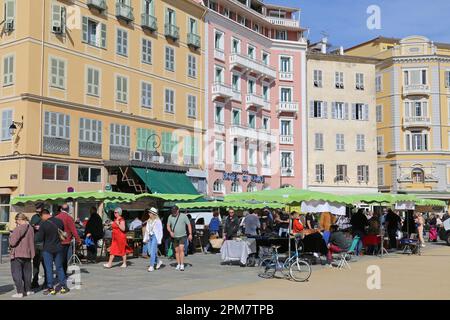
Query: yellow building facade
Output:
[[0, 0, 206, 224], [347, 36, 450, 200]]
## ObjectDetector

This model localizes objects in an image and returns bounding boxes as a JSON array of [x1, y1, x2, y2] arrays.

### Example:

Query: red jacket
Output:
[[55, 211, 81, 245]]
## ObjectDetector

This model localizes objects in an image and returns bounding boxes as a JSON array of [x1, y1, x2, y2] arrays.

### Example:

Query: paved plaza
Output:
[[1, 242, 449, 300]]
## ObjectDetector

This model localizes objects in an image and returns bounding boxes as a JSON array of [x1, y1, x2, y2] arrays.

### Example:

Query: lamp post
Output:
[[145, 133, 161, 193], [9, 116, 24, 136]]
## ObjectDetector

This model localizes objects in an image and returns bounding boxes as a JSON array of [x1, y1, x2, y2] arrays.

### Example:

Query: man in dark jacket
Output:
[[36, 209, 68, 295], [386, 209, 401, 249], [55, 203, 81, 275], [85, 207, 104, 263], [30, 203, 47, 289], [223, 208, 240, 240]]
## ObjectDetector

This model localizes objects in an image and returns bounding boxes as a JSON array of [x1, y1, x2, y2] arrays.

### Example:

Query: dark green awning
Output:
[[132, 167, 199, 195]]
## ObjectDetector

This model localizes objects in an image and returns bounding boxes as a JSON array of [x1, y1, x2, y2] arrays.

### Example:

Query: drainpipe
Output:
[[39, 0, 45, 156]]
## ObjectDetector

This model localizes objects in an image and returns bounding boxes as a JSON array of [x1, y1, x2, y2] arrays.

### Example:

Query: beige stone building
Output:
[[305, 42, 379, 194]]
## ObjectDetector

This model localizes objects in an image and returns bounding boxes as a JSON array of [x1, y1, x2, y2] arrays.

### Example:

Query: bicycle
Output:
[[258, 237, 311, 282]]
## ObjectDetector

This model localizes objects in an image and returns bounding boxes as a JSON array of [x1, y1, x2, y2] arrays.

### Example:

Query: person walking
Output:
[[104, 207, 131, 269], [350, 209, 369, 255], [55, 203, 81, 275], [244, 210, 261, 237], [167, 206, 192, 271], [428, 213, 438, 242], [223, 208, 240, 240], [84, 207, 104, 263], [30, 204, 47, 290], [143, 207, 163, 272], [36, 209, 68, 295], [385, 209, 401, 250], [9, 213, 35, 298], [415, 213, 426, 247]]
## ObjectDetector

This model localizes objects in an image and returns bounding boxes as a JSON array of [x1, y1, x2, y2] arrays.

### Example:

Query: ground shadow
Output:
[[0, 284, 14, 295]]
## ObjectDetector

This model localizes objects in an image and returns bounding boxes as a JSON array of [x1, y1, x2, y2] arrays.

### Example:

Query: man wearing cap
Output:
[[143, 208, 163, 272], [167, 206, 192, 271]]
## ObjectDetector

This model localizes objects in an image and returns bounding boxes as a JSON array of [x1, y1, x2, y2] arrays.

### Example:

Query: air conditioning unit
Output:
[[132, 151, 143, 161], [5, 18, 14, 32], [52, 21, 63, 34]]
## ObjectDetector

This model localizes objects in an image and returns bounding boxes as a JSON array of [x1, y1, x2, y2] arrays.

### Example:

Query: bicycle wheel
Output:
[[289, 259, 312, 282], [258, 258, 276, 279]]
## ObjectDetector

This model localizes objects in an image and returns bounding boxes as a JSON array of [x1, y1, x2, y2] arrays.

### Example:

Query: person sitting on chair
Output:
[[326, 225, 352, 266], [291, 212, 304, 235]]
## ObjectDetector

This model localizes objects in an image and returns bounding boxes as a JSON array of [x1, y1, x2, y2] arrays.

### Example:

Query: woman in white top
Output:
[[143, 208, 163, 272]]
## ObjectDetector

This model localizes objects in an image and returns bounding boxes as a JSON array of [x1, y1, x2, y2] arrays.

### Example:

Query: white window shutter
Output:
[[82, 16, 88, 42], [406, 134, 411, 151], [331, 102, 336, 119], [5, 0, 14, 20], [351, 104, 356, 120], [101, 23, 107, 48], [423, 102, 428, 118], [364, 104, 369, 121], [344, 103, 349, 119], [323, 101, 328, 118], [309, 101, 314, 118]]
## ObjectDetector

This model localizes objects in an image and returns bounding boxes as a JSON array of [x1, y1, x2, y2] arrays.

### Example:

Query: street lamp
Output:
[[145, 133, 161, 192], [9, 116, 24, 136]]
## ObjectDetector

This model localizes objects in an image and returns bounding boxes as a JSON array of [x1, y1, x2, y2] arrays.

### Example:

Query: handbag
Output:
[[48, 219, 68, 241], [167, 242, 174, 258]]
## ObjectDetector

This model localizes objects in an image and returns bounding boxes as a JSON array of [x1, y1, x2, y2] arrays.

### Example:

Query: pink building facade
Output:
[[203, 0, 307, 196]]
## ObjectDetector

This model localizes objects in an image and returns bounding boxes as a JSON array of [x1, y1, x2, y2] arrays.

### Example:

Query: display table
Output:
[[221, 239, 256, 265]]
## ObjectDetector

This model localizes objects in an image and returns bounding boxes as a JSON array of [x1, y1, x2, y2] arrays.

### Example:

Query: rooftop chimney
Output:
[[339, 46, 344, 55], [321, 37, 328, 54]]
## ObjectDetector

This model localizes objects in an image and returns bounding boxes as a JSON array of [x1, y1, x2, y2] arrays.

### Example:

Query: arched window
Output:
[[411, 168, 424, 183], [231, 182, 242, 193], [247, 182, 257, 192], [213, 179, 224, 193]]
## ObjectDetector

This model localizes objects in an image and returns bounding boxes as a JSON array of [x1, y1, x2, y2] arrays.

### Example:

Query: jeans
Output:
[[148, 234, 159, 267], [61, 244, 73, 275], [142, 242, 149, 256], [11, 258, 32, 294], [42, 250, 66, 289], [32, 247, 47, 287]]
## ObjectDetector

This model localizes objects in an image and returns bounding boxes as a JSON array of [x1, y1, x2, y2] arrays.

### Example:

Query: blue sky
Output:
[[266, 0, 450, 48]]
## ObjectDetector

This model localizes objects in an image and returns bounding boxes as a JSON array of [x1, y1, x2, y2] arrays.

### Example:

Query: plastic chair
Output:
[[337, 235, 360, 270]]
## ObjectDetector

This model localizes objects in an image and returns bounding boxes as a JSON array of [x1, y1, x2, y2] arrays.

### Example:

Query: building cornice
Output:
[[391, 55, 450, 64], [0, 154, 103, 165], [307, 52, 380, 64], [20, 93, 206, 133]]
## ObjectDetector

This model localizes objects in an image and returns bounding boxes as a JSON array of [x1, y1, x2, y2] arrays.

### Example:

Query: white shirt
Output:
[[129, 219, 142, 231]]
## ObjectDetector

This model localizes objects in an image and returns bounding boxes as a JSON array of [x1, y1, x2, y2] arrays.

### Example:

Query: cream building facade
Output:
[[0, 0, 206, 224], [347, 36, 450, 199], [306, 47, 378, 194]]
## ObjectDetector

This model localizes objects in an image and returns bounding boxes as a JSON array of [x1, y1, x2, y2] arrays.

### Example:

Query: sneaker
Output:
[[42, 289, 51, 296], [120, 263, 127, 268], [147, 266, 154, 272], [59, 287, 70, 294], [175, 264, 180, 270], [11, 293, 23, 298], [421, 244, 426, 248], [156, 260, 163, 270], [180, 264, 185, 271], [26, 291, 35, 296]]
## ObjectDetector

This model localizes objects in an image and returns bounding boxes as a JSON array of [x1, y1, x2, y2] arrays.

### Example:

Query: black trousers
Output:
[[11, 258, 32, 294], [61, 244, 70, 275], [87, 243, 98, 262], [32, 247, 46, 287], [387, 228, 397, 249]]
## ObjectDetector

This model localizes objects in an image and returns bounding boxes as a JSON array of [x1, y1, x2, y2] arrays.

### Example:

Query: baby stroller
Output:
[[400, 233, 421, 255]]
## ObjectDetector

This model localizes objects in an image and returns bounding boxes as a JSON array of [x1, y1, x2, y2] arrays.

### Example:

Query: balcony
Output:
[[277, 101, 299, 114], [266, 17, 300, 28], [248, 165, 257, 175], [87, 0, 107, 12], [214, 123, 225, 134], [229, 53, 276, 80], [232, 163, 242, 173], [245, 93, 267, 109], [262, 166, 272, 176], [212, 82, 233, 100], [141, 14, 157, 32], [279, 71, 294, 81], [231, 90, 242, 102], [281, 167, 294, 177], [164, 23, 179, 41], [257, 129, 277, 143], [214, 48, 225, 61], [403, 116, 431, 128], [187, 33, 201, 49], [280, 135, 294, 145], [402, 84, 430, 96], [230, 125, 258, 140], [214, 160, 225, 171], [116, 2, 134, 22]]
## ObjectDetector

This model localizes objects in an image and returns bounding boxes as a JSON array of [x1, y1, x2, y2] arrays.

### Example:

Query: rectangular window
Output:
[[165, 46, 175, 71], [275, 30, 287, 40], [281, 151, 293, 168], [336, 165, 347, 182], [280, 56, 291, 72], [262, 52, 269, 65], [314, 133, 323, 150], [262, 146, 271, 167], [336, 134, 345, 151], [162, 133, 177, 163], [357, 165, 369, 183], [142, 38, 152, 64], [377, 136, 384, 154], [406, 131, 428, 151], [247, 45, 255, 60], [332, 102, 347, 120], [141, 82, 152, 108], [377, 167, 384, 186], [5, 0, 15, 29], [51, 3, 65, 34], [280, 119, 292, 136], [184, 136, 199, 165], [313, 70, 322, 88], [232, 74, 240, 92], [231, 38, 240, 54], [262, 85, 269, 101], [352, 103, 368, 121], [262, 117, 270, 130], [232, 109, 241, 125], [446, 71, 450, 88], [42, 163, 69, 181], [79, 118, 102, 143], [215, 105, 224, 124], [376, 75, 382, 92], [356, 134, 365, 151], [215, 140, 224, 161], [335, 72, 344, 89], [188, 55, 197, 78], [233, 142, 240, 164], [86, 67, 100, 97], [376, 105, 383, 122], [214, 31, 224, 51], [44, 111, 70, 139], [404, 100, 428, 118], [247, 79, 255, 94], [50, 57, 66, 89], [311, 100, 327, 118], [165, 89, 175, 113], [116, 28, 128, 56], [248, 146, 257, 166], [0, 194, 10, 223], [187, 95, 197, 118], [404, 69, 427, 85], [315, 164, 324, 182], [136, 128, 156, 151], [280, 88, 292, 102], [116, 75, 128, 103], [82, 17, 106, 48], [109, 123, 130, 147], [356, 73, 364, 90], [3, 55, 14, 86], [78, 167, 101, 183], [1, 109, 13, 141], [248, 113, 256, 129]]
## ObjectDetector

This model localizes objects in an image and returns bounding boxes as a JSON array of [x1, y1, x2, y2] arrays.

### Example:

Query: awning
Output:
[[132, 167, 199, 195]]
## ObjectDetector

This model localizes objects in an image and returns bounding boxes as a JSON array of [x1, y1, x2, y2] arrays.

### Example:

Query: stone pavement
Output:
[[0, 243, 449, 300]]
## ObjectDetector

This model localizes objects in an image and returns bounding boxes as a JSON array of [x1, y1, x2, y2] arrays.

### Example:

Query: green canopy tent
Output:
[[414, 199, 447, 207], [135, 193, 203, 202], [132, 168, 199, 195], [176, 201, 285, 210], [346, 193, 419, 205]]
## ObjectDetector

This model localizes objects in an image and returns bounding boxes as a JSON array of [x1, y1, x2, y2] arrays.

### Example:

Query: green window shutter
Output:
[[137, 128, 143, 149], [193, 137, 199, 157], [82, 17, 88, 42], [5, 0, 15, 20], [101, 23, 107, 48], [184, 136, 191, 156]]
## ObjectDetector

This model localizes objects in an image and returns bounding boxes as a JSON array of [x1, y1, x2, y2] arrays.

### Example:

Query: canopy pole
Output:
[[288, 205, 291, 259]]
